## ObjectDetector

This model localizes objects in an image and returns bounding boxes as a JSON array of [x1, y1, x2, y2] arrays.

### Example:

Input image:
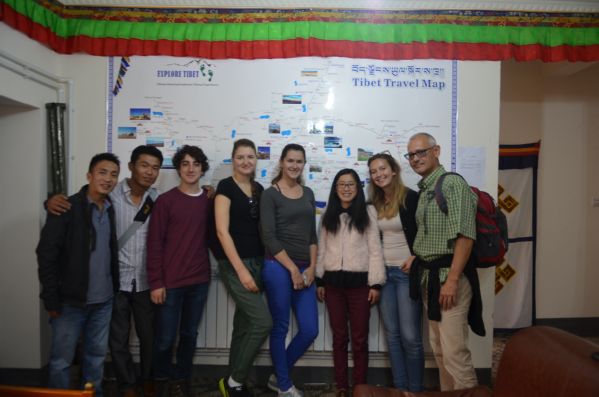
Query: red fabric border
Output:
[[499, 142, 542, 157], [3, 4, 599, 62]]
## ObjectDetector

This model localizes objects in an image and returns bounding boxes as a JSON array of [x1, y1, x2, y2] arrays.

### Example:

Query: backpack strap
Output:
[[434, 171, 463, 214], [117, 189, 158, 250]]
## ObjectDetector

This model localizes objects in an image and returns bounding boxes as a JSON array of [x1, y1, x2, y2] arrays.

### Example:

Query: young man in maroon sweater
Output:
[[147, 145, 213, 397]]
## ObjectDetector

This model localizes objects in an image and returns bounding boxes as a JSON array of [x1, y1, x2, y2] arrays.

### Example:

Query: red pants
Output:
[[324, 285, 371, 390]]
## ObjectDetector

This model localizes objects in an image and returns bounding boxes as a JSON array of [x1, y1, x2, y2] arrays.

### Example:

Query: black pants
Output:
[[109, 290, 154, 390]]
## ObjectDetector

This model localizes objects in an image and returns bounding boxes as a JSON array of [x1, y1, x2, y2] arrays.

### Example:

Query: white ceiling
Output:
[[55, 1, 599, 12]]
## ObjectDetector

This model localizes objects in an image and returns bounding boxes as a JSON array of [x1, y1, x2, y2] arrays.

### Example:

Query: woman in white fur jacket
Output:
[[315, 168, 385, 397]]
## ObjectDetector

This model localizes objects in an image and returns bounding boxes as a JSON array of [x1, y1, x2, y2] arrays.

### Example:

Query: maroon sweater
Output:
[[147, 187, 212, 290]]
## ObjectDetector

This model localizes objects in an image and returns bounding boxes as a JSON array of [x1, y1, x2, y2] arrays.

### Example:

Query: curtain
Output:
[[495, 142, 540, 330]]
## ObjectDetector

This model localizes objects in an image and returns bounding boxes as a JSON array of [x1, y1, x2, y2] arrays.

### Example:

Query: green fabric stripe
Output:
[[6, 0, 599, 47]]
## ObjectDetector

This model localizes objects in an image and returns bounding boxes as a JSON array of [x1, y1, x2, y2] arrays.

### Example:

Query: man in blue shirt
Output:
[[47, 146, 163, 397], [37, 153, 120, 397]]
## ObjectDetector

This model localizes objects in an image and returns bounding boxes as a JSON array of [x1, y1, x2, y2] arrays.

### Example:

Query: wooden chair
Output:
[[0, 383, 94, 397]]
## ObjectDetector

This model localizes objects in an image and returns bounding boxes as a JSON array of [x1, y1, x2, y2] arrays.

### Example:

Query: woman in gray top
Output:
[[260, 143, 318, 397]]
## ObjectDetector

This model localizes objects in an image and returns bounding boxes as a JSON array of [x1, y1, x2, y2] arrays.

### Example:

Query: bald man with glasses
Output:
[[405, 132, 484, 391]]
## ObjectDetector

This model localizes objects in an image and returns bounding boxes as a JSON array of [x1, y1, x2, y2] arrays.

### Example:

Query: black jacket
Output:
[[399, 188, 419, 254], [37, 185, 119, 311]]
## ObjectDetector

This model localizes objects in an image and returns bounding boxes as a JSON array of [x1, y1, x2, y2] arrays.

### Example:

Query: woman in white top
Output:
[[368, 152, 424, 392], [316, 168, 385, 397]]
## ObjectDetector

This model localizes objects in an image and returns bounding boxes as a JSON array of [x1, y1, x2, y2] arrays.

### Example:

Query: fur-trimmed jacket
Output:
[[316, 205, 385, 288]]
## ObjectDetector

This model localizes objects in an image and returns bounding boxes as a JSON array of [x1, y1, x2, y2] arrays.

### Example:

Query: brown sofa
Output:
[[354, 326, 599, 397]]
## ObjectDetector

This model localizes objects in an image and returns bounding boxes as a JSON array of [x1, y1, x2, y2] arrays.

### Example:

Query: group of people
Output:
[[37, 132, 483, 397]]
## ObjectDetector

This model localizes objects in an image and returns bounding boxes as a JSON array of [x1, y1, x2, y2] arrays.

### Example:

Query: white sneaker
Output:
[[278, 385, 304, 397], [267, 374, 279, 392]]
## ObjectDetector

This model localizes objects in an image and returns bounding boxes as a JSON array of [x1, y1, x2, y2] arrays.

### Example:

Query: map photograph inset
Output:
[[282, 94, 302, 104], [118, 126, 137, 139], [257, 146, 271, 160], [358, 148, 374, 161], [130, 108, 151, 120], [324, 136, 342, 149], [269, 123, 281, 134], [146, 137, 165, 147]]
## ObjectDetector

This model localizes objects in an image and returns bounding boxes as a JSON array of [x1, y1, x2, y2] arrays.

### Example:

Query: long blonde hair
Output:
[[367, 153, 408, 219]]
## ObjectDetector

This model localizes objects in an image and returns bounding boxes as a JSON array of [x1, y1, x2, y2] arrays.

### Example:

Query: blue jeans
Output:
[[262, 258, 318, 392], [48, 300, 113, 397], [379, 267, 424, 392], [153, 283, 209, 380]]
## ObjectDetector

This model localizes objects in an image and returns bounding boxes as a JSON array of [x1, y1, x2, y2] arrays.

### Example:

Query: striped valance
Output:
[[1, 0, 598, 61]]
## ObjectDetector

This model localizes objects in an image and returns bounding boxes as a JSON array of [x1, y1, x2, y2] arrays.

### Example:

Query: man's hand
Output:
[[202, 185, 216, 199], [48, 310, 60, 319], [440, 235, 473, 311], [151, 287, 166, 304], [439, 277, 458, 311], [47, 194, 71, 215]]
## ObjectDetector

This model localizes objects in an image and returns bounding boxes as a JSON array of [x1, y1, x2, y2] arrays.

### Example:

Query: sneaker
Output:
[[170, 379, 189, 397], [335, 389, 347, 397], [219, 377, 251, 397], [142, 380, 155, 397], [122, 388, 140, 397], [266, 374, 279, 393], [278, 385, 304, 397], [153, 379, 169, 397]]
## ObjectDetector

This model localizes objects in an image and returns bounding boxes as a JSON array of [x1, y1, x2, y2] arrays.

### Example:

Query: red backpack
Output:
[[434, 172, 508, 268]]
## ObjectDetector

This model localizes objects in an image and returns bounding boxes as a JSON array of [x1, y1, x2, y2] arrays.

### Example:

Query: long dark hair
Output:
[[271, 143, 306, 185], [321, 169, 369, 235]]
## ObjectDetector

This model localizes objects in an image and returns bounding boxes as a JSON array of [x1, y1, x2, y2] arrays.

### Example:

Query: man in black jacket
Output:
[[37, 153, 120, 397]]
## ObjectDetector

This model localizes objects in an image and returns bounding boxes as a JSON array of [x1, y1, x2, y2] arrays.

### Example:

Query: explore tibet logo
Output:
[[155, 59, 217, 85]]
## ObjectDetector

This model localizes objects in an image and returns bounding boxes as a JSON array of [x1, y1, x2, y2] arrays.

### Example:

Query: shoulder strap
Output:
[[117, 192, 157, 250], [434, 172, 463, 215]]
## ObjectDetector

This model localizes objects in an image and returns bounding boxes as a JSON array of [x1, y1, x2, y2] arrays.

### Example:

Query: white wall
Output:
[[500, 60, 599, 319], [457, 61, 500, 367], [0, 24, 65, 368], [0, 22, 498, 369]]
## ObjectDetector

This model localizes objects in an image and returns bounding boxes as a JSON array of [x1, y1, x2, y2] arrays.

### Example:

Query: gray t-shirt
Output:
[[259, 185, 317, 262]]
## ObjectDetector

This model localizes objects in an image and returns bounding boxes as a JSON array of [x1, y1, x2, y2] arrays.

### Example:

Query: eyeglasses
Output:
[[248, 197, 259, 219], [403, 146, 436, 161], [336, 182, 357, 189]]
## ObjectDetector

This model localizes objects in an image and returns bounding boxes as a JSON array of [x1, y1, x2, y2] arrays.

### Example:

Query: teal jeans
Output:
[[218, 257, 272, 382]]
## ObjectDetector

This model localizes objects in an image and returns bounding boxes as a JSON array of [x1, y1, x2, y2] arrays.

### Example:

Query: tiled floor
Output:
[[100, 334, 513, 397], [2, 334, 598, 397]]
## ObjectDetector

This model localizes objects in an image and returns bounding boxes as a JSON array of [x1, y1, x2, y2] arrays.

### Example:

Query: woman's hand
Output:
[[237, 266, 259, 293], [317, 287, 325, 302], [368, 288, 380, 305], [401, 255, 416, 273], [304, 266, 316, 287], [290, 267, 305, 290]]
